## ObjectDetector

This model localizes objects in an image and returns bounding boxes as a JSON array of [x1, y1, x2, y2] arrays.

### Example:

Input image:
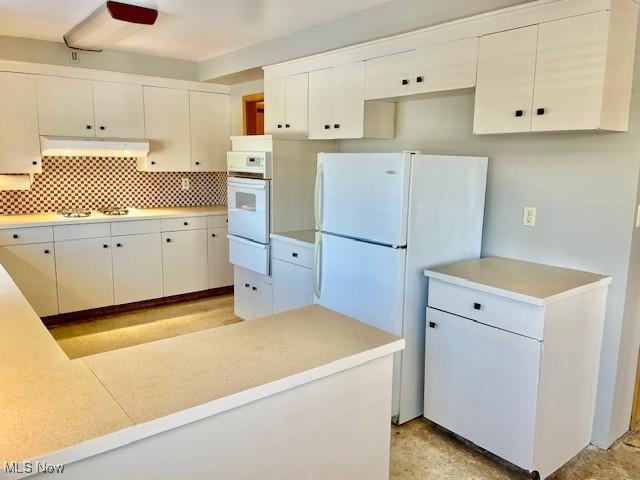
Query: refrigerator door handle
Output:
[[313, 231, 322, 297], [314, 163, 324, 230]]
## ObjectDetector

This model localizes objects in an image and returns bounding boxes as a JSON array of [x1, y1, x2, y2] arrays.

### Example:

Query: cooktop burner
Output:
[[58, 209, 91, 218], [98, 207, 129, 216]]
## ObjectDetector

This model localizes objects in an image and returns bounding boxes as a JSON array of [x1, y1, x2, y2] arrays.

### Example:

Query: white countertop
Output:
[[0, 205, 227, 229], [425, 256, 612, 306], [271, 229, 316, 247], [0, 264, 403, 472]]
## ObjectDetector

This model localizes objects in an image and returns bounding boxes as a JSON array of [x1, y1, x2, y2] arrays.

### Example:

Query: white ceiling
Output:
[[0, 0, 391, 62]]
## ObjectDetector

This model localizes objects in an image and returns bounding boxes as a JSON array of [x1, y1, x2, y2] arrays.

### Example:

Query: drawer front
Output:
[[271, 238, 313, 268], [111, 219, 161, 236], [161, 216, 206, 232], [53, 222, 111, 241], [0, 226, 53, 246], [207, 215, 228, 228], [428, 279, 544, 340], [228, 235, 270, 276]]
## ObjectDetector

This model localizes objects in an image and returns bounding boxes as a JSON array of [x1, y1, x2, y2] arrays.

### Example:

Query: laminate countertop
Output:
[[425, 256, 612, 306], [0, 263, 403, 475], [0, 205, 227, 229]]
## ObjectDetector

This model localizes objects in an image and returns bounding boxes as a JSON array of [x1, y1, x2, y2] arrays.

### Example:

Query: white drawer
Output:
[[111, 219, 161, 236], [54, 222, 111, 241], [0, 226, 53, 246], [207, 215, 228, 228], [428, 279, 544, 340], [161, 216, 206, 232], [271, 238, 313, 268], [228, 235, 270, 276]]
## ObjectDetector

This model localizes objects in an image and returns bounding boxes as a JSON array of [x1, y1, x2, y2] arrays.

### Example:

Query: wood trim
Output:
[[41, 286, 233, 327], [631, 349, 640, 428], [242, 92, 265, 135]]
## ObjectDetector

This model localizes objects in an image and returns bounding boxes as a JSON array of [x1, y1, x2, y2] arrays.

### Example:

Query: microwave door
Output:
[[227, 178, 270, 244]]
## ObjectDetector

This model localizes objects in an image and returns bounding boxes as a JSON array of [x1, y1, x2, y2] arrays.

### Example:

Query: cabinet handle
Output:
[[473, 302, 482, 310], [515, 109, 524, 117], [151, 161, 156, 165], [166, 238, 172, 243], [44, 249, 50, 254], [537, 108, 546, 116], [285, 124, 290, 128], [116, 243, 122, 247], [12, 234, 19, 239], [183, 222, 189, 226], [195, 162, 200, 166], [416, 76, 424, 83], [402, 79, 409, 85], [245, 283, 250, 288], [428, 321, 437, 328], [211, 233, 216, 238], [277, 124, 283, 128], [32, 161, 38, 165], [103, 244, 109, 249], [99, 126, 105, 130], [324, 124, 331, 129], [292, 252, 299, 258], [252, 286, 257, 291], [86, 125, 93, 130], [333, 124, 340, 129]]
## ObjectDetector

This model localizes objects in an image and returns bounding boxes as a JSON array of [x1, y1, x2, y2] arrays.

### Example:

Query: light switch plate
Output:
[[523, 206, 536, 227], [181, 178, 190, 190]]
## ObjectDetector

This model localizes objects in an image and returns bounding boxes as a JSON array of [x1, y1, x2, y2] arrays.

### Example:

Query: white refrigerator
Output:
[[313, 152, 488, 424]]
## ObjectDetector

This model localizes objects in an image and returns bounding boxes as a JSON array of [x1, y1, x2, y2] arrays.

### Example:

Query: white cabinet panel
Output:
[[189, 91, 230, 172], [308, 68, 334, 140], [473, 25, 538, 134], [37, 76, 95, 137], [112, 233, 163, 304], [272, 259, 313, 314], [333, 62, 366, 139], [531, 12, 610, 132], [283, 73, 308, 139], [0, 243, 58, 317], [208, 227, 233, 289], [92, 81, 145, 139], [0, 72, 41, 174], [424, 308, 540, 470], [364, 51, 415, 100], [0, 226, 53, 246], [55, 237, 114, 313], [264, 76, 285, 134], [234, 266, 273, 320], [141, 86, 191, 172], [413, 38, 478, 94], [162, 229, 208, 296]]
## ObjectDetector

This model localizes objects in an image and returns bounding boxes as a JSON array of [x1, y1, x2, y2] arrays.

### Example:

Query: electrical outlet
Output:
[[523, 206, 536, 227], [181, 178, 190, 190]]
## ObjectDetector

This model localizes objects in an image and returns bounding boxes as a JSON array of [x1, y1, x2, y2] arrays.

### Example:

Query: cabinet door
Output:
[[272, 259, 313, 314], [208, 227, 233, 289], [162, 229, 208, 296], [55, 237, 114, 313], [333, 62, 365, 139], [531, 12, 610, 132], [473, 26, 538, 134], [234, 267, 273, 320], [37, 76, 95, 137], [424, 308, 540, 470], [283, 73, 309, 139], [264, 76, 285, 134], [0, 72, 41, 174], [308, 68, 335, 140], [143, 86, 191, 172], [92, 81, 145, 139], [414, 38, 478, 94], [189, 91, 230, 172], [364, 50, 415, 100], [112, 233, 163, 304], [0, 243, 58, 316]]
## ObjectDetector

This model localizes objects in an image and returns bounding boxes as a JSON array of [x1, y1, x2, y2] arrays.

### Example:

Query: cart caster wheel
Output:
[[530, 471, 540, 480]]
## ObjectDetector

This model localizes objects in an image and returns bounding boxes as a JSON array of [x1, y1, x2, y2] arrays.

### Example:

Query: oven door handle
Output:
[[228, 181, 267, 190]]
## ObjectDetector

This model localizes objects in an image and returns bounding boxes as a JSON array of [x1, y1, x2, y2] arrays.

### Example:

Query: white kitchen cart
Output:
[[424, 257, 611, 480]]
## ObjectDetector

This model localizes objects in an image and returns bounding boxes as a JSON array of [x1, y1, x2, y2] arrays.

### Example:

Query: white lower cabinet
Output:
[[0, 243, 58, 316], [208, 227, 233, 289], [272, 258, 313, 314], [162, 229, 208, 296], [234, 266, 273, 320], [55, 237, 115, 314], [112, 233, 163, 304]]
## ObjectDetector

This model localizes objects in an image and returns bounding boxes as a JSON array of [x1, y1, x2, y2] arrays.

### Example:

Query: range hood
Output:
[[40, 136, 150, 158]]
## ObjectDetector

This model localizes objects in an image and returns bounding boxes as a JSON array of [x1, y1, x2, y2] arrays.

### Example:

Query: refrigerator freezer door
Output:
[[317, 153, 410, 247]]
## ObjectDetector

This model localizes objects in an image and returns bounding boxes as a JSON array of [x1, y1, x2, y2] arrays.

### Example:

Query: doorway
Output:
[[632, 351, 640, 428], [243, 93, 264, 135]]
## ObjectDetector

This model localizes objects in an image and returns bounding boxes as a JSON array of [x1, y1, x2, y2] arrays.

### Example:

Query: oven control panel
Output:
[[227, 151, 272, 179]]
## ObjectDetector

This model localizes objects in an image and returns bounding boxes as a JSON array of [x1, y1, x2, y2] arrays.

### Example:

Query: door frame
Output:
[[631, 350, 640, 428], [242, 92, 264, 135]]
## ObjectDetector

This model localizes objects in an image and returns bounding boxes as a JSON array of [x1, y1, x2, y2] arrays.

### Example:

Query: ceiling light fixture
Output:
[[63, 1, 158, 52]]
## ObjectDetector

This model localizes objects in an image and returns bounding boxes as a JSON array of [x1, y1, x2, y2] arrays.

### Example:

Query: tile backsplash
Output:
[[0, 156, 227, 215]]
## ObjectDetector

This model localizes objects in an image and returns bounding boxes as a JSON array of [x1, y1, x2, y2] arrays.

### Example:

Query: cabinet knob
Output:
[[285, 124, 290, 128], [292, 252, 299, 258], [183, 222, 189, 226], [211, 233, 216, 238], [44, 249, 50, 254], [166, 238, 172, 243], [151, 161, 156, 165], [252, 286, 257, 291], [195, 162, 200, 165], [428, 321, 437, 328], [473, 302, 482, 310], [12, 234, 18, 239], [116, 243, 122, 247], [245, 283, 250, 288], [515, 109, 524, 117], [416, 76, 424, 83], [103, 244, 109, 249], [537, 108, 546, 116], [277, 124, 283, 128], [32, 161, 38, 165], [402, 79, 409, 86], [99, 126, 105, 130], [334, 124, 340, 129], [86, 125, 93, 130], [324, 124, 331, 129]]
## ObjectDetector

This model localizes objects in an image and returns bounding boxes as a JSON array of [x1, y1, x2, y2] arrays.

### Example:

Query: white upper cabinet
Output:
[[37, 76, 95, 137], [473, 25, 538, 135], [265, 73, 308, 138], [141, 86, 191, 172], [0, 72, 41, 174], [308, 68, 334, 140], [92, 81, 145, 139], [189, 91, 230, 172], [364, 50, 415, 100], [413, 38, 478, 94]]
